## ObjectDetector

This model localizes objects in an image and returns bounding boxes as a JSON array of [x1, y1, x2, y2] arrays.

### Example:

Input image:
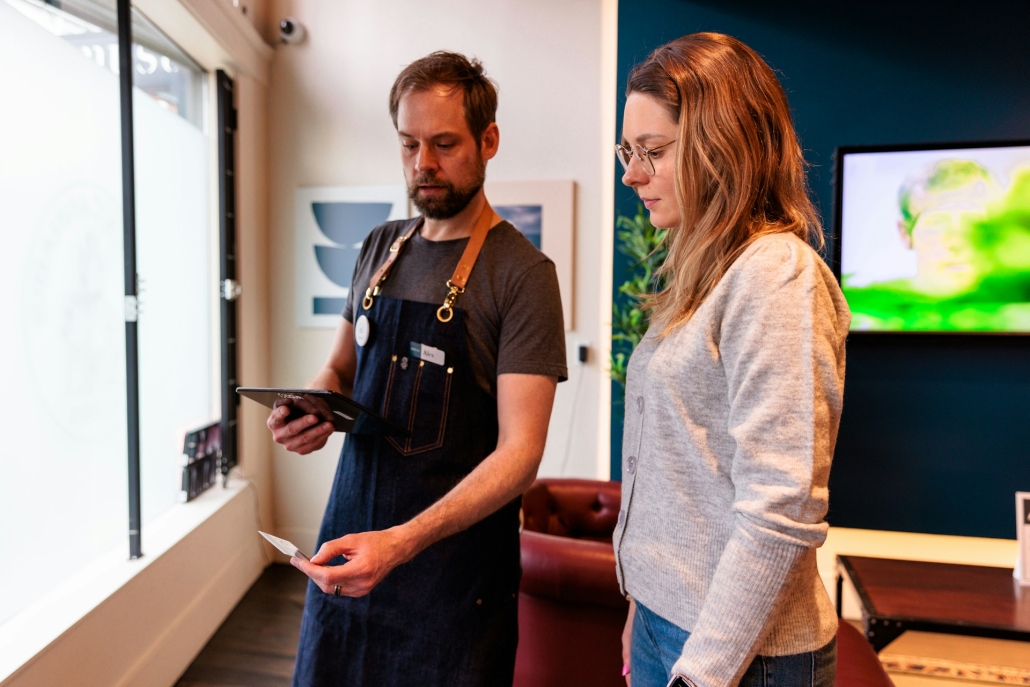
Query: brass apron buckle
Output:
[[437, 281, 465, 323]]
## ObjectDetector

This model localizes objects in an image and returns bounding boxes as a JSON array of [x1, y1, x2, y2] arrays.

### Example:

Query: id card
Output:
[[409, 341, 445, 366], [259, 530, 310, 561]]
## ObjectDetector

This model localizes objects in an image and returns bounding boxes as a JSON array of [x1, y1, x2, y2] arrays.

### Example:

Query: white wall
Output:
[[266, 0, 617, 552]]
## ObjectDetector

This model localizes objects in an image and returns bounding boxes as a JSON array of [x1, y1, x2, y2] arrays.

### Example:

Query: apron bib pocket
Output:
[[382, 353, 454, 456]]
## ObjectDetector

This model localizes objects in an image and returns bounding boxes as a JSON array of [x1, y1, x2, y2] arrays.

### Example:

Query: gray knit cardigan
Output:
[[613, 232, 851, 687]]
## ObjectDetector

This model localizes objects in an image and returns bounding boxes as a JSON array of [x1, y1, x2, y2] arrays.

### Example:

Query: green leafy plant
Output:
[[609, 204, 668, 397]]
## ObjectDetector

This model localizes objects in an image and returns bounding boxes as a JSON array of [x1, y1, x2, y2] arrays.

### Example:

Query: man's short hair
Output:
[[389, 51, 498, 142]]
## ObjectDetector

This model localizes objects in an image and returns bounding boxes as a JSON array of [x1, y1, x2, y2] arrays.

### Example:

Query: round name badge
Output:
[[355, 314, 370, 347]]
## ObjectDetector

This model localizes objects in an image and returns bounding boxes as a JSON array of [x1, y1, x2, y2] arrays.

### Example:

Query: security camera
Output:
[[279, 17, 306, 45]]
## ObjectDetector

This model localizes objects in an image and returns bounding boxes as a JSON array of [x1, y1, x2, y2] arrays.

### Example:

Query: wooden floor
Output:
[[176, 564, 308, 687]]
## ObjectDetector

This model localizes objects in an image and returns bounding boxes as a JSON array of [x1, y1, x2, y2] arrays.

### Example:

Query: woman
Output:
[[612, 33, 850, 687]]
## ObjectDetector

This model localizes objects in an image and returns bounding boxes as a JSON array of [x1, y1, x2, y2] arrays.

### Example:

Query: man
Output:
[[267, 51, 567, 686]]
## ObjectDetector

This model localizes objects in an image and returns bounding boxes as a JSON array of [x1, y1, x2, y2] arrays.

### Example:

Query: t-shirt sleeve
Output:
[[496, 260, 568, 381], [342, 228, 381, 323]]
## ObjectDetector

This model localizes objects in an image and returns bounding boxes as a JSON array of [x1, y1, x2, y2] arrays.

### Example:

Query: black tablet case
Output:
[[237, 387, 410, 437]]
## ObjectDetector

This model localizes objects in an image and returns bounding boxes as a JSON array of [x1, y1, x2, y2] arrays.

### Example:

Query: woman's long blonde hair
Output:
[[628, 33, 823, 335]]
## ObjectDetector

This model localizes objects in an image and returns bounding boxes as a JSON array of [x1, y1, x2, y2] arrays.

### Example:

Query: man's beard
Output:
[[407, 159, 486, 220]]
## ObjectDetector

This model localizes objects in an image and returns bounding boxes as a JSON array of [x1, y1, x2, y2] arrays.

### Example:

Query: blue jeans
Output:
[[630, 602, 836, 687]]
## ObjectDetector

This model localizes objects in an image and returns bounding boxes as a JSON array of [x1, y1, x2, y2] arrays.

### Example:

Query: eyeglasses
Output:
[[615, 140, 676, 177]]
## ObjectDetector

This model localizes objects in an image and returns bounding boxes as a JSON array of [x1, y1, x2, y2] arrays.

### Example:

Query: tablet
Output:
[[237, 387, 410, 437]]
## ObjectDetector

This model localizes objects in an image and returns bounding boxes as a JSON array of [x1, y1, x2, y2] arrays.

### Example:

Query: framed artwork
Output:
[[295, 180, 575, 330], [294, 185, 410, 328], [486, 180, 575, 330]]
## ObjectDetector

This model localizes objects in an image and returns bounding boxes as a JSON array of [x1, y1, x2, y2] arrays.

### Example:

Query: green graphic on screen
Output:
[[839, 145, 1030, 332]]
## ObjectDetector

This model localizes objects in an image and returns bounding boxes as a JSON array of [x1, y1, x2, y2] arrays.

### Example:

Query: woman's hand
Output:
[[622, 597, 636, 685]]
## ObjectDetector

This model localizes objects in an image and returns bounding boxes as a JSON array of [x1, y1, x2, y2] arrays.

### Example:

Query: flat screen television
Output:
[[834, 140, 1030, 333]]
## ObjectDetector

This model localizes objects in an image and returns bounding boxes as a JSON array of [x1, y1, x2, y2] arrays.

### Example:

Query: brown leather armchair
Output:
[[515, 478, 894, 687], [515, 478, 628, 687]]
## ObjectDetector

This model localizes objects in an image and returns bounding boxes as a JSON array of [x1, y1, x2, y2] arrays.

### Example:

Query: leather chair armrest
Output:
[[836, 620, 895, 687], [522, 478, 622, 539], [520, 530, 628, 610]]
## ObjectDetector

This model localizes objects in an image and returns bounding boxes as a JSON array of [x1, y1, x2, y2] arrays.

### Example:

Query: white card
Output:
[[259, 530, 310, 561], [1017, 493, 1030, 585]]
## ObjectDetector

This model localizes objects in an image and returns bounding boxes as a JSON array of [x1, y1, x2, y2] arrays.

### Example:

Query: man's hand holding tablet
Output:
[[266, 400, 335, 455]]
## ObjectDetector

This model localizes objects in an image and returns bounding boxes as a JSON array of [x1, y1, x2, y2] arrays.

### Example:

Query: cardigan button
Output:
[[636, 396, 644, 414], [627, 455, 637, 474]]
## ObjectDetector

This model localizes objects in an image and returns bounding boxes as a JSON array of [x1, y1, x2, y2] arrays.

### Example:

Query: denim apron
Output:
[[293, 210, 521, 687]]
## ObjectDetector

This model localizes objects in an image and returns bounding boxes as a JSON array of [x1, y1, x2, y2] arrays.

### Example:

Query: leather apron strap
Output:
[[362, 201, 502, 322], [362, 219, 421, 311]]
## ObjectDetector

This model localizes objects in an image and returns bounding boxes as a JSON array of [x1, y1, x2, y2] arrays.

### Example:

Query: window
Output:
[[0, 0, 217, 626]]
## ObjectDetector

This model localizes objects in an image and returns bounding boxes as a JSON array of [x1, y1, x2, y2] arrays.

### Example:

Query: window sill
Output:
[[0, 479, 267, 686]]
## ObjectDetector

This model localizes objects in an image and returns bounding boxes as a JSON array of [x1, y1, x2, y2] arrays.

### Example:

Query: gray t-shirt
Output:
[[344, 218, 567, 396]]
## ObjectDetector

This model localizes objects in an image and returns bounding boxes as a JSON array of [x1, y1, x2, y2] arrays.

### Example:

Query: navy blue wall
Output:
[[612, 0, 1030, 538]]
